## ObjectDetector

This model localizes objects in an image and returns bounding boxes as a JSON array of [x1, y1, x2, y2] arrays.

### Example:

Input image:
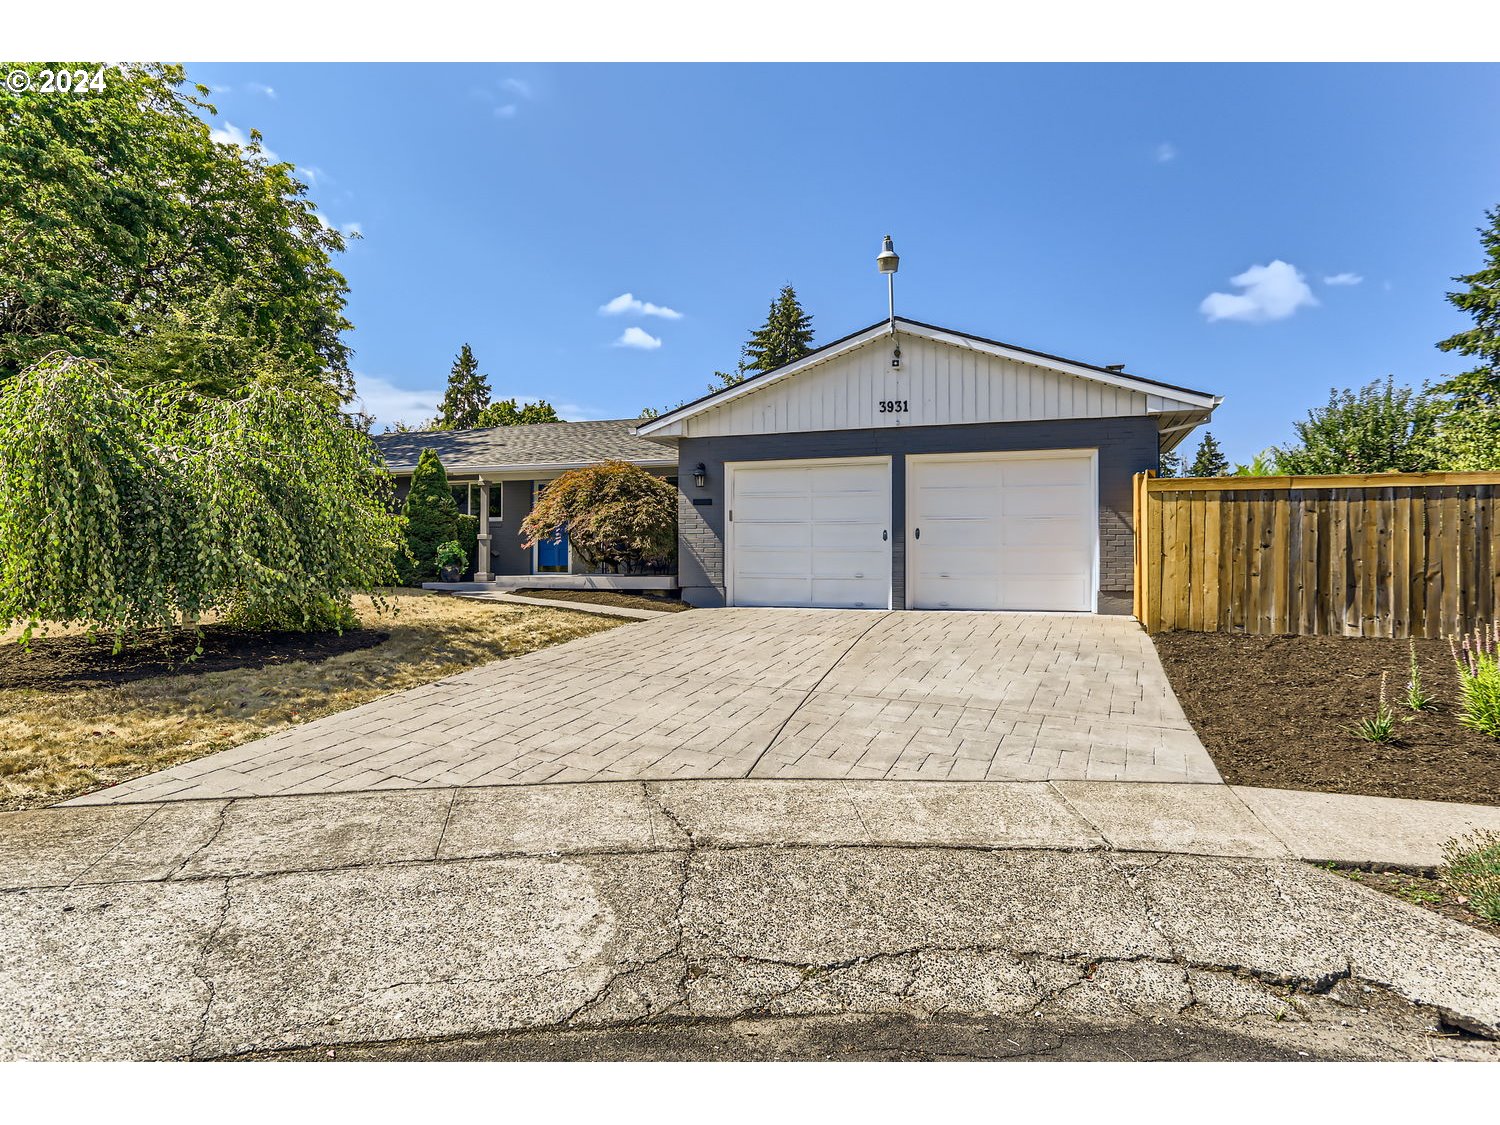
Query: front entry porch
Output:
[[423, 574, 678, 593]]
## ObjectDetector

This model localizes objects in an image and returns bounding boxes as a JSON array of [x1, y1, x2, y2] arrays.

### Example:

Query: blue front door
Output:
[[536, 526, 569, 572]]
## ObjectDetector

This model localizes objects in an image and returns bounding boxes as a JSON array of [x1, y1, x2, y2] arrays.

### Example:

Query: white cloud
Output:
[[502, 77, 532, 99], [353, 374, 441, 431], [1199, 260, 1318, 323], [494, 104, 518, 119], [599, 292, 683, 319], [1155, 142, 1178, 163], [613, 327, 663, 350], [342, 221, 362, 237], [245, 82, 276, 98], [208, 121, 278, 163], [1323, 271, 1363, 286]]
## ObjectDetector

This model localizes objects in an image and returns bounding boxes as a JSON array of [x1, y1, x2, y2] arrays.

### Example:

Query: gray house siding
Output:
[[676, 416, 1160, 613]]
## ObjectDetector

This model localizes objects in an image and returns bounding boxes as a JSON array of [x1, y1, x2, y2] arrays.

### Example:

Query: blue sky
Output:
[[187, 63, 1500, 462]]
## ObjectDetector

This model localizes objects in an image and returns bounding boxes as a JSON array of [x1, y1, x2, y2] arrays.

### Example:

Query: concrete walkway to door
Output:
[[66, 609, 1219, 806]]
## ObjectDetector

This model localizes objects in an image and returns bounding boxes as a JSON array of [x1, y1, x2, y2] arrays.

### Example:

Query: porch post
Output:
[[475, 479, 493, 581]]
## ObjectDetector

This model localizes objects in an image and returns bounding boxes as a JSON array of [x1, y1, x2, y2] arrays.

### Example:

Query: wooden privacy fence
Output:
[[1133, 471, 1500, 638]]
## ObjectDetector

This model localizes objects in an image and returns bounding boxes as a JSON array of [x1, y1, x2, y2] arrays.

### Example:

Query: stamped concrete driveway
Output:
[[69, 609, 1218, 805]]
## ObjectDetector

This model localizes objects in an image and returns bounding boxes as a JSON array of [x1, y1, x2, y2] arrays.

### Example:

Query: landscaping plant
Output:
[[435, 540, 467, 578], [1352, 670, 1397, 743], [521, 460, 677, 574], [1451, 621, 1500, 738], [398, 449, 460, 583], [1440, 830, 1500, 923], [1405, 639, 1435, 712], [0, 354, 402, 645]]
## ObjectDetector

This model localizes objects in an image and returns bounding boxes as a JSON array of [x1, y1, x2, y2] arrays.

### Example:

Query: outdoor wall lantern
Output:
[[693, 463, 707, 489]]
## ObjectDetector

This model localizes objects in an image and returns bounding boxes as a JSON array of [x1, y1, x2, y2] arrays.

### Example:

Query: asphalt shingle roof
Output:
[[371, 419, 671, 474]]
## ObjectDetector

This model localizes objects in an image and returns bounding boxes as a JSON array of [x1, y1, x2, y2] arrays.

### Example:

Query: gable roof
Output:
[[635, 316, 1220, 439], [372, 419, 674, 475]]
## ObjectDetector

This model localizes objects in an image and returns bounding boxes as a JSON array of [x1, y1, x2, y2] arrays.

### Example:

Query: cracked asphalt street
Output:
[[2, 780, 1498, 1060]]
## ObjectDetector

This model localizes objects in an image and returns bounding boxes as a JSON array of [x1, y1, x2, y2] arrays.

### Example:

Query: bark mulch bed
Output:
[[1329, 866, 1500, 940], [1153, 632, 1499, 806], [0, 626, 389, 691], [511, 589, 691, 613]]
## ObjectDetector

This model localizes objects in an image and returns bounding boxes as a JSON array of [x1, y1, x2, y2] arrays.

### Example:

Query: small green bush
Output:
[[1440, 830, 1500, 923], [435, 540, 467, 571], [456, 513, 479, 578], [1451, 623, 1500, 738], [1352, 670, 1397, 743]]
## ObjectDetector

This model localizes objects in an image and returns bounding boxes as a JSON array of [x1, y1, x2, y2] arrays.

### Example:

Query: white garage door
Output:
[[728, 458, 891, 608], [907, 451, 1096, 612]]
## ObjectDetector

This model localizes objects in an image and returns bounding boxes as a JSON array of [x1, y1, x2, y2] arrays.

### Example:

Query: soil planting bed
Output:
[[0, 626, 389, 690], [1153, 633, 1499, 806]]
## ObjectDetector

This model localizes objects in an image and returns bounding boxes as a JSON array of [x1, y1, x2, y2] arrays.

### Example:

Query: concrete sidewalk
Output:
[[2, 779, 1498, 1060], [15, 781, 1500, 889], [455, 591, 676, 620]]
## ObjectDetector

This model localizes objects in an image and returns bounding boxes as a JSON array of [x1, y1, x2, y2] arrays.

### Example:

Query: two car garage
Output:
[[726, 450, 1098, 612], [638, 316, 1219, 614]]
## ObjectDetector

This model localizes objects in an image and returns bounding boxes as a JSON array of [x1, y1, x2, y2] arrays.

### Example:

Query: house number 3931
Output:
[[878, 399, 909, 413]]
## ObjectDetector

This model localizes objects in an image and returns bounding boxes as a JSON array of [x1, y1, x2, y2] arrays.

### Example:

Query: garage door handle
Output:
[[914, 527, 920, 539], [882, 530, 887, 541]]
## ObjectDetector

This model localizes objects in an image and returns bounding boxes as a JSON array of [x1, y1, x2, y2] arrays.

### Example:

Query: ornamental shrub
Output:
[[456, 513, 479, 578], [520, 460, 676, 573], [0, 354, 402, 644], [1451, 622, 1500, 739], [398, 449, 459, 583]]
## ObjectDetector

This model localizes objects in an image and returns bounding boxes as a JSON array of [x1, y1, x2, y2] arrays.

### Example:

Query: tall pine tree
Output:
[[1432, 204, 1500, 470], [1186, 432, 1230, 477], [435, 344, 491, 430], [744, 285, 815, 374], [705, 285, 816, 392]]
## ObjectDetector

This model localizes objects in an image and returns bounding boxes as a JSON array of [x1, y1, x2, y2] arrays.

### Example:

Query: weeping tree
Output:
[[0, 353, 402, 644], [520, 461, 676, 574]]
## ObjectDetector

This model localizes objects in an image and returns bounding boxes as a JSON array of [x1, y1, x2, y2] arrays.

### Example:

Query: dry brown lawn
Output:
[[0, 591, 623, 811]]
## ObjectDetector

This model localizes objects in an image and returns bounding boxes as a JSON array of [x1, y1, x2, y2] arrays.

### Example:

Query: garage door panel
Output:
[[734, 577, 812, 607], [1002, 516, 1092, 549], [997, 575, 1093, 612], [913, 485, 998, 520], [810, 493, 888, 522], [735, 521, 812, 549], [811, 548, 887, 579], [730, 460, 891, 609], [810, 578, 887, 609], [1002, 484, 1091, 518], [734, 546, 810, 577], [737, 495, 810, 523], [1002, 458, 1093, 487]]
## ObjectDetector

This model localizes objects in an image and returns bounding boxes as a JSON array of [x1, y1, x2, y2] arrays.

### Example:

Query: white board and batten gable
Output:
[[636, 318, 1219, 445]]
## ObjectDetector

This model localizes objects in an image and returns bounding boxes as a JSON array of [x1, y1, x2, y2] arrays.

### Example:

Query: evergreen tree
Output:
[[743, 285, 815, 374], [1432, 205, 1500, 470], [435, 344, 491, 430], [399, 449, 459, 582], [708, 286, 814, 391], [1186, 432, 1230, 477], [1157, 450, 1182, 478]]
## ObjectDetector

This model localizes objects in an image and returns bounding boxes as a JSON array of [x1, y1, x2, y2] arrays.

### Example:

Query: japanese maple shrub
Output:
[[520, 461, 676, 573]]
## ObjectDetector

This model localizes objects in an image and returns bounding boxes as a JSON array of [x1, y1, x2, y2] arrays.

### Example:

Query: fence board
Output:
[[1135, 473, 1499, 638]]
